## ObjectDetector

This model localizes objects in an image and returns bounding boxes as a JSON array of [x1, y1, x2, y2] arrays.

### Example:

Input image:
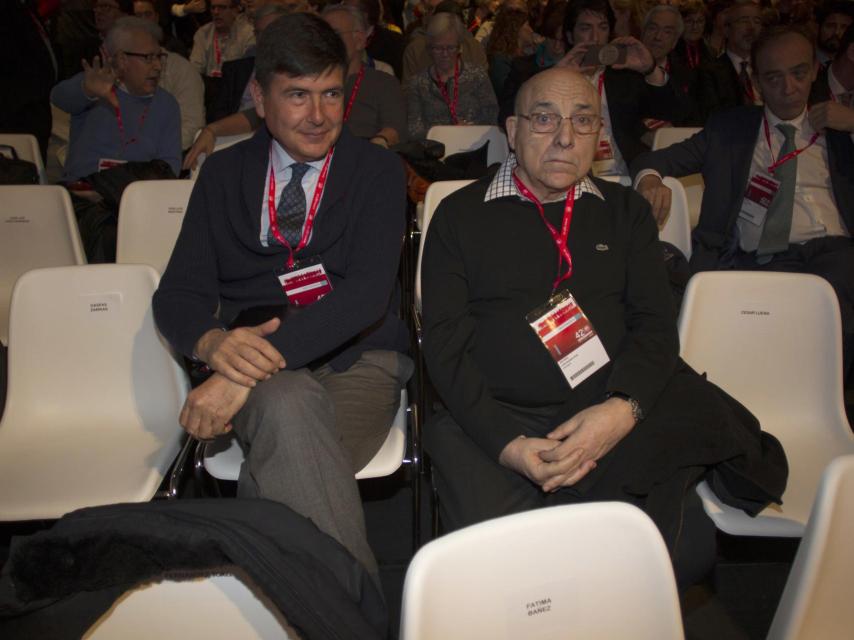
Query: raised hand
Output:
[[81, 55, 118, 108]]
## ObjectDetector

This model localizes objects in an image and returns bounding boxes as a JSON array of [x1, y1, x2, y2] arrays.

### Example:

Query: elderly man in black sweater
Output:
[[153, 14, 411, 580], [421, 65, 787, 588]]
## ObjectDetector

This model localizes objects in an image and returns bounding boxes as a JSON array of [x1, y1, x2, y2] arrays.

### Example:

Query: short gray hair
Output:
[[253, 2, 295, 24], [104, 15, 163, 54], [322, 2, 369, 32], [643, 4, 684, 39], [426, 11, 466, 42]]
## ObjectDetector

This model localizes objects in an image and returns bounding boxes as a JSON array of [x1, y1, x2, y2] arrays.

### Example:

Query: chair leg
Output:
[[193, 440, 221, 498], [156, 434, 195, 499]]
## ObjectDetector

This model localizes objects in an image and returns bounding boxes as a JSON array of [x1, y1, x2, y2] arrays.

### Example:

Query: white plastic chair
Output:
[[0, 264, 190, 521], [678, 271, 854, 537], [658, 176, 692, 259], [0, 133, 47, 184], [767, 455, 854, 640], [414, 179, 474, 301], [0, 185, 86, 345], [85, 572, 294, 640], [399, 502, 684, 640], [200, 389, 410, 481], [116, 180, 194, 274], [598, 175, 692, 259], [652, 127, 704, 228], [426, 125, 509, 167]]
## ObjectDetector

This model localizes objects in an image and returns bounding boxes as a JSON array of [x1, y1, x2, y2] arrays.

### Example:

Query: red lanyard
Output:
[[513, 171, 577, 292], [597, 69, 604, 97], [468, 17, 480, 33], [344, 64, 364, 122], [685, 42, 700, 69], [213, 32, 222, 68], [762, 116, 818, 174], [111, 86, 150, 149], [267, 147, 333, 268], [433, 58, 460, 124]]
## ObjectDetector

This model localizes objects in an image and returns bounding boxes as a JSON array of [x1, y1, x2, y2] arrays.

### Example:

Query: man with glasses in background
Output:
[[51, 16, 181, 261], [420, 65, 787, 589], [51, 16, 181, 182]]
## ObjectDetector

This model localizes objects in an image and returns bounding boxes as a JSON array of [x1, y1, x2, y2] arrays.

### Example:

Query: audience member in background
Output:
[[672, 0, 714, 72], [555, 0, 686, 176], [474, 0, 530, 47], [402, 0, 488, 81], [640, 4, 701, 128], [321, 3, 407, 145], [185, 2, 408, 168], [133, 0, 189, 55], [345, 0, 406, 77], [206, 1, 298, 123], [497, 0, 565, 123], [134, 0, 205, 150], [611, 0, 636, 38], [190, 0, 254, 77], [633, 25, 854, 383], [421, 65, 787, 590], [404, 12, 498, 138], [486, 7, 535, 95], [51, 16, 181, 182], [52, 16, 180, 261], [812, 21, 854, 105], [94, 0, 132, 49], [704, 0, 731, 57], [815, 1, 854, 66], [466, 0, 499, 34], [0, 0, 58, 160], [699, 0, 763, 118], [153, 13, 411, 582], [167, 0, 210, 51]]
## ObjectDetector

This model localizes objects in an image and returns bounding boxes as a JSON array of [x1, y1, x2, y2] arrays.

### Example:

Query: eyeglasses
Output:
[[429, 45, 460, 54], [122, 51, 168, 64], [518, 112, 602, 134]]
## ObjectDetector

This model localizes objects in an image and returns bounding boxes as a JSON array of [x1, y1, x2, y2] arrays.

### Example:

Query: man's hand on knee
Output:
[[538, 399, 637, 491], [498, 435, 586, 488], [179, 373, 252, 440], [194, 317, 286, 387]]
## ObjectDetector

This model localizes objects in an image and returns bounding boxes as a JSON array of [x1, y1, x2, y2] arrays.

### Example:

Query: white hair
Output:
[[104, 15, 163, 54]]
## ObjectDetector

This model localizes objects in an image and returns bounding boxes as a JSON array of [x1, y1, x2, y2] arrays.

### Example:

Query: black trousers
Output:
[[425, 409, 717, 590], [733, 236, 854, 384]]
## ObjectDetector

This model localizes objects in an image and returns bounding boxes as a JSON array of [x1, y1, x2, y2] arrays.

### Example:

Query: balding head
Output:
[[507, 68, 602, 202]]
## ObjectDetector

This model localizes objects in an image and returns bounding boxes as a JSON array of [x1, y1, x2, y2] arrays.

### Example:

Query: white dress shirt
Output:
[[737, 106, 849, 252], [259, 140, 330, 247]]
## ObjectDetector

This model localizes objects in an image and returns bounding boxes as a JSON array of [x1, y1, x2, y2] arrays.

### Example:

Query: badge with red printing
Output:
[[526, 290, 610, 388], [276, 258, 333, 307], [595, 139, 614, 161], [98, 158, 127, 171], [739, 173, 780, 226]]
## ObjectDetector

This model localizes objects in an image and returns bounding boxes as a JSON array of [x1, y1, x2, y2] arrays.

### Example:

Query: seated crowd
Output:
[[1, 0, 853, 632]]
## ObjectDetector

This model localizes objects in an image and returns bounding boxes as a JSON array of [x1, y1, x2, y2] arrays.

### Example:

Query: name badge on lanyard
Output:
[[526, 291, 610, 389], [513, 173, 609, 388], [276, 256, 332, 307], [738, 116, 819, 227], [267, 146, 334, 307]]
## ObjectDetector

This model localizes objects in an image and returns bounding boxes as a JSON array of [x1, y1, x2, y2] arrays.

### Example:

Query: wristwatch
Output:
[[605, 391, 644, 424]]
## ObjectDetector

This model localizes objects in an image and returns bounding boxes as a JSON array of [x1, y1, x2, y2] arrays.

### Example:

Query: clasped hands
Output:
[[498, 397, 636, 493], [180, 318, 286, 440]]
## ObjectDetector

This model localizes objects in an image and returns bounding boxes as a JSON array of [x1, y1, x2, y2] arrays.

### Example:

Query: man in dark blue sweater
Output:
[[153, 13, 411, 579]]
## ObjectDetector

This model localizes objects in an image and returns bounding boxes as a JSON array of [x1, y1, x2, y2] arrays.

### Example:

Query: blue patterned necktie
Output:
[[272, 162, 310, 247], [756, 124, 797, 263]]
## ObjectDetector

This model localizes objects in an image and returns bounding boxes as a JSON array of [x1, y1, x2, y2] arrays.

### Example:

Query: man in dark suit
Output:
[[697, 0, 763, 119], [556, 0, 689, 176], [153, 13, 411, 581], [632, 25, 854, 382]]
